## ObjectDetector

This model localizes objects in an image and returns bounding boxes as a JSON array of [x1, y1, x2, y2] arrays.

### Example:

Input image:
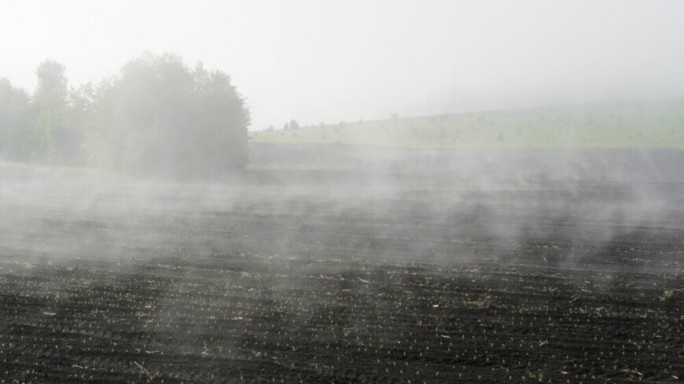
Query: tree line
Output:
[[0, 53, 250, 179]]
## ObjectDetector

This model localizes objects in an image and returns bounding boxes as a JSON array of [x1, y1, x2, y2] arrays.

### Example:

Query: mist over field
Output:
[[1, 1, 683, 382]]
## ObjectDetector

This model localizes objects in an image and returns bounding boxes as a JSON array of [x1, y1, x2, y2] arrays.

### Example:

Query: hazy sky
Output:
[[1, 0, 683, 130]]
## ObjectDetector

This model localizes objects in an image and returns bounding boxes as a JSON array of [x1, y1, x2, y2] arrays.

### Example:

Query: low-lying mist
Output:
[[2, 144, 682, 275], [1, 142, 682, 383]]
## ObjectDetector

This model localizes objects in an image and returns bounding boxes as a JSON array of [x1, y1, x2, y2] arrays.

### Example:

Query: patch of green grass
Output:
[[252, 100, 684, 148]]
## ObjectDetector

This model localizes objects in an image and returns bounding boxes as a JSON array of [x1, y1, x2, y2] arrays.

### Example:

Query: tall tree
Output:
[[69, 80, 112, 167], [33, 60, 81, 164], [105, 53, 195, 174], [0, 79, 34, 161], [193, 64, 250, 176], [0, 53, 250, 177], [95, 53, 250, 178]]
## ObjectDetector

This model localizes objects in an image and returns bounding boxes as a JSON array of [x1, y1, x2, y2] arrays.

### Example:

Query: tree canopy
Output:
[[0, 78, 34, 161], [0, 53, 250, 179]]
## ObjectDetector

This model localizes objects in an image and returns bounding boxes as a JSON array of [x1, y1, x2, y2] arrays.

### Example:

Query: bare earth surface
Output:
[[0, 146, 682, 383]]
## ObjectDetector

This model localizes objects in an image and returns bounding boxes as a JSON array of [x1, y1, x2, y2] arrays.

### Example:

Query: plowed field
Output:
[[1, 150, 683, 383]]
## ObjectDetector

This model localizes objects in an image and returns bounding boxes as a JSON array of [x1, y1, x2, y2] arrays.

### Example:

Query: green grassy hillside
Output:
[[252, 100, 684, 148]]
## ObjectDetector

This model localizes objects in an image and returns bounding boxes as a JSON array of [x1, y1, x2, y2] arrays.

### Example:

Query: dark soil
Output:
[[0, 148, 683, 383]]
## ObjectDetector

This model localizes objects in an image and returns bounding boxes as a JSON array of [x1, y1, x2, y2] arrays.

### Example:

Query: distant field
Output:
[[252, 100, 684, 148]]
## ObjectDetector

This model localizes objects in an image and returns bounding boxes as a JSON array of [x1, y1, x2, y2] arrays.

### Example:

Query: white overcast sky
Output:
[[1, 0, 683, 130]]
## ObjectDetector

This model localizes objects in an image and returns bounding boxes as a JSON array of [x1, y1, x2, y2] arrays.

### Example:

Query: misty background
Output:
[[1, 0, 683, 262], [0, 2, 683, 382], [1, 0, 683, 130]]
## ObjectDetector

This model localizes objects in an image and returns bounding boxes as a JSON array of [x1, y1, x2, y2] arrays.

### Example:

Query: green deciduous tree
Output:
[[1, 53, 249, 179], [92, 53, 250, 178], [34, 60, 82, 164], [0, 78, 35, 161], [289, 119, 300, 130], [192, 63, 250, 176]]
